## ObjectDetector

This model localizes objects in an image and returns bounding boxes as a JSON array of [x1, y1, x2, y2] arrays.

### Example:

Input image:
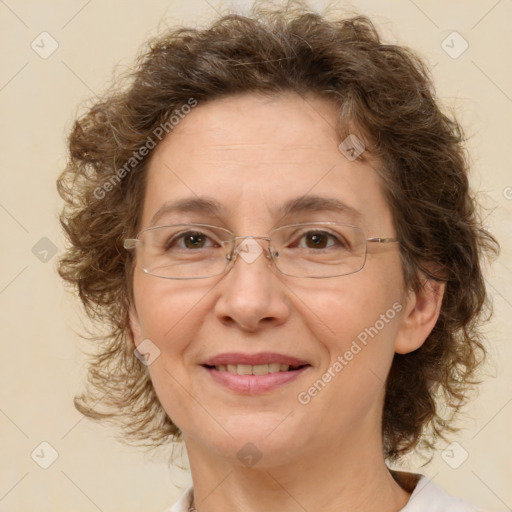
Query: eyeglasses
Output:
[[123, 222, 399, 279]]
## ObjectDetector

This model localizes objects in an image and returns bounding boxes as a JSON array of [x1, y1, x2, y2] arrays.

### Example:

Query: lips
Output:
[[203, 365, 309, 394], [201, 352, 311, 394]]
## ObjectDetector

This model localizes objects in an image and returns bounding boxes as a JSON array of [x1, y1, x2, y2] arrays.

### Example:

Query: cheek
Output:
[[295, 260, 404, 385], [132, 275, 212, 428], [133, 272, 205, 346], [295, 283, 402, 426], [295, 270, 402, 348]]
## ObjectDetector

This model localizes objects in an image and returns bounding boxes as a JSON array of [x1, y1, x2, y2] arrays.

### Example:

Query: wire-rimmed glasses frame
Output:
[[123, 222, 399, 279]]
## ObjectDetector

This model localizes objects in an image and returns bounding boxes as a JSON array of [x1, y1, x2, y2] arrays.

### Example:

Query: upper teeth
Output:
[[214, 363, 293, 375]]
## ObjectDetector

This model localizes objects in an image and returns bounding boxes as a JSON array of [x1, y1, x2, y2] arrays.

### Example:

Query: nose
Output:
[[213, 237, 290, 332]]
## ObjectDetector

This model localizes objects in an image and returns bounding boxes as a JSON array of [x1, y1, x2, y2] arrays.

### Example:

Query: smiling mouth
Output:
[[203, 363, 309, 375]]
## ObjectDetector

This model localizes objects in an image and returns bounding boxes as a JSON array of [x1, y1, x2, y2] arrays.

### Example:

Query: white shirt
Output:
[[164, 474, 486, 511]]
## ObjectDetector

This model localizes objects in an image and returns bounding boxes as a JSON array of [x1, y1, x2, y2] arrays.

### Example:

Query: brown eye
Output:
[[304, 232, 330, 249], [297, 230, 343, 250], [183, 232, 208, 249], [167, 231, 213, 250]]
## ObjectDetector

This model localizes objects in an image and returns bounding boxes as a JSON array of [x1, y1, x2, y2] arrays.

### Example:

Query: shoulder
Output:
[[400, 474, 487, 512], [161, 485, 193, 512]]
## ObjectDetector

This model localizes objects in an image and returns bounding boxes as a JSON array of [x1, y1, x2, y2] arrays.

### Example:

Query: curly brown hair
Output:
[[57, 2, 498, 461]]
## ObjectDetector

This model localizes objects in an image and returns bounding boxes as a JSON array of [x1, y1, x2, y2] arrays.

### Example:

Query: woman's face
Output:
[[129, 92, 416, 466]]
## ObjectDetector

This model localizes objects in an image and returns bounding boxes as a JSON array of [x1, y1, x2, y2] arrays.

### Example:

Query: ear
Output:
[[128, 303, 143, 346], [394, 277, 445, 354]]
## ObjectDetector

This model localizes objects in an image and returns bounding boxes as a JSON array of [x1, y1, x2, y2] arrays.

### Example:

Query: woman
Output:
[[57, 3, 498, 511]]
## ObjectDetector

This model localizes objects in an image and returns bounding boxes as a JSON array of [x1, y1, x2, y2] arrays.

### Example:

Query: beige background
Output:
[[0, 0, 511, 510]]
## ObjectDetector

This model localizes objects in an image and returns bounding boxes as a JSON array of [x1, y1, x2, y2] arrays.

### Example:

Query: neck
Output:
[[184, 431, 411, 512]]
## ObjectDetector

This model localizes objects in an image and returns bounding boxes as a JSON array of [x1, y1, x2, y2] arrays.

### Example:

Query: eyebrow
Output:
[[150, 197, 225, 226], [149, 194, 363, 227], [275, 195, 363, 224]]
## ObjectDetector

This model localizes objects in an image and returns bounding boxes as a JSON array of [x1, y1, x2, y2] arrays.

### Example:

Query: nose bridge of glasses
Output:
[[229, 235, 272, 265]]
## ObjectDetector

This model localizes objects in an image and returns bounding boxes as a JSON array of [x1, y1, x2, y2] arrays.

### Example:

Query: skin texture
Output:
[[129, 92, 445, 512]]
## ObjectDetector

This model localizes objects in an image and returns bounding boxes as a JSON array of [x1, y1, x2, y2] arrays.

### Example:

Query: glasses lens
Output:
[[134, 223, 367, 279], [138, 224, 232, 279], [270, 223, 366, 278]]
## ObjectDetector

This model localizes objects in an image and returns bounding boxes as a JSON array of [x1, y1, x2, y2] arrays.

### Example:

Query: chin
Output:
[[199, 413, 312, 466]]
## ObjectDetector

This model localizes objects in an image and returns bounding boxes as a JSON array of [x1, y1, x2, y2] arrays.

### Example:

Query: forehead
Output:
[[141, 92, 394, 234]]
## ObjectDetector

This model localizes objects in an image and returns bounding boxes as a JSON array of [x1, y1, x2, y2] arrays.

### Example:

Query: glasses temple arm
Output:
[[123, 239, 139, 249], [366, 237, 400, 244]]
